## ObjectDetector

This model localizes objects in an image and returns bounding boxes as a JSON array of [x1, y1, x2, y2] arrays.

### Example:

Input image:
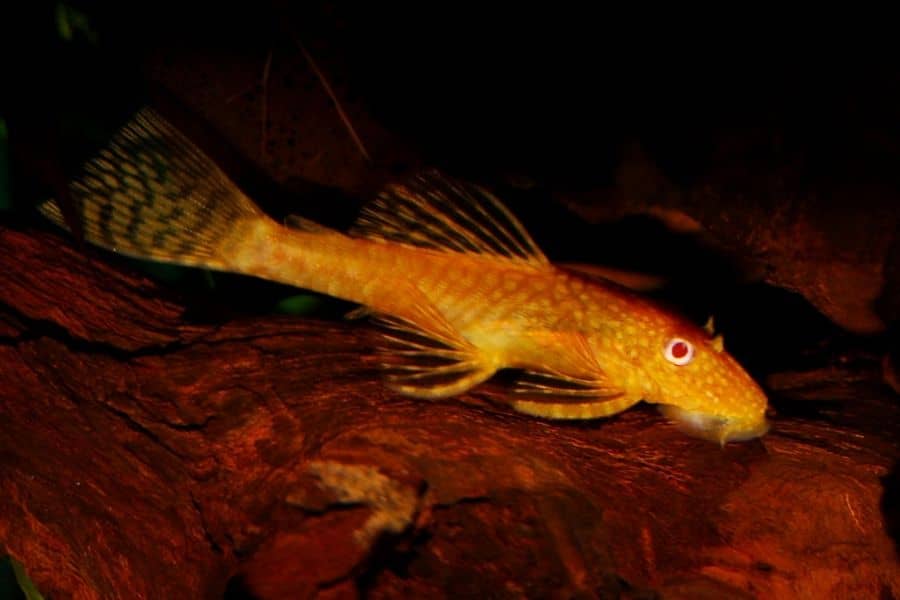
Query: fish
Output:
[[38, 108, 770, 444]]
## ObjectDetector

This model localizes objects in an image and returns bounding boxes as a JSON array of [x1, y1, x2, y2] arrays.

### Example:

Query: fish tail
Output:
[[38, 108, 267, 271]]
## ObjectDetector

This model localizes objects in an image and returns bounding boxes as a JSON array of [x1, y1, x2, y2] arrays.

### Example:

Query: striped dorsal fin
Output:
[[351, 169, 549, 267]]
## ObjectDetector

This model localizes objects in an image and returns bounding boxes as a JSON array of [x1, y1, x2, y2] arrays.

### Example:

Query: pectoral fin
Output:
[[510, 330, 622, 396], [508, 330, 635, 419], [511, 393, 642, 420], [512, 368, 623, 399]]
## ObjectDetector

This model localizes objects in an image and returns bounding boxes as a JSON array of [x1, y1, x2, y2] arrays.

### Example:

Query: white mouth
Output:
[[658, 404, 770, 444]]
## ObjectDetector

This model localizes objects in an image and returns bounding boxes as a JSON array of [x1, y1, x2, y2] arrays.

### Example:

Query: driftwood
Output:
[[1, 225, 899, 599]]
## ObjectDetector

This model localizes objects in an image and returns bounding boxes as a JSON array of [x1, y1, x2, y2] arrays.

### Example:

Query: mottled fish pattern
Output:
[[40, 108, 770, 444]]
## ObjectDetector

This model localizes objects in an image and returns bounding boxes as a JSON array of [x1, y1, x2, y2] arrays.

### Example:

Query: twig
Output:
[[260, 48, 273, 158], [291, 33, 372, 164]]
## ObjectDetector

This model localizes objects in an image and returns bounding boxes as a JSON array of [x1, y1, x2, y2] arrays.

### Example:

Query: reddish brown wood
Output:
[[1, 226, 899, 599]]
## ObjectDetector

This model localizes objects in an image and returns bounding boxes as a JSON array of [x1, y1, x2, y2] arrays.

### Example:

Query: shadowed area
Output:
[[1, 2, 899, 598]]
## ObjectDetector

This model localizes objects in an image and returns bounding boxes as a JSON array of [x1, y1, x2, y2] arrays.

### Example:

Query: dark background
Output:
[[2, 2, 898, 379], [1, 4, 899, 593]]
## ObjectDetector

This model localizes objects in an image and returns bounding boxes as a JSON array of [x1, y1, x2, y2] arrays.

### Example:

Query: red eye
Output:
[[664, 338, 694, 365]]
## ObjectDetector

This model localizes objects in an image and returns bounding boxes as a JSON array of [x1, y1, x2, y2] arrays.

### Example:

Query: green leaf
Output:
[[55, 2, 98, 44], [274, 294, 322, 315], [134, 260, 189, 285], [0, 556, 45, 600]]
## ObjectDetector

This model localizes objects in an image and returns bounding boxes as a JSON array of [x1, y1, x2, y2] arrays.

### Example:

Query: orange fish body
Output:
[[40, 109, 770, 443]]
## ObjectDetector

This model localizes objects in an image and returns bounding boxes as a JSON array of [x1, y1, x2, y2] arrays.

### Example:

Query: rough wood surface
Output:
[[1, 226, 899, 599]]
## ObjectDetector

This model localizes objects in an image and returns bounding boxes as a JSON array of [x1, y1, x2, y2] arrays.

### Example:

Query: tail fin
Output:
[[38, 108, 266, 270]]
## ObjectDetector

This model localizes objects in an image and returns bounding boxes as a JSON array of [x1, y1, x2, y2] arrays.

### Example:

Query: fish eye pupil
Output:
[[664, 337, 694, 365]]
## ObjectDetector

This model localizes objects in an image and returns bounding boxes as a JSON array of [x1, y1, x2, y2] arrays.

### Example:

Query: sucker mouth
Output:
[[657, 404, 770, 444]]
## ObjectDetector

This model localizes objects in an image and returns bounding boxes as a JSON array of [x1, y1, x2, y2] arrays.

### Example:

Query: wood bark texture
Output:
[[1, 227, 899, 599]]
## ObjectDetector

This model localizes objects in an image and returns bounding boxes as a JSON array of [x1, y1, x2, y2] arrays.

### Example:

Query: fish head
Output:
[[636, 313, 770, 444]]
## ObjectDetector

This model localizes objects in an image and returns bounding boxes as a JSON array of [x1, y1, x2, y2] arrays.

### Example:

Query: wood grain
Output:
[[1, 227, 898, 599]]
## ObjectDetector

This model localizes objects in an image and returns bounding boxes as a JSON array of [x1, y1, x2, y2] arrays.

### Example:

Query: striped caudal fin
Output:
[[39, 108, 265, 270]]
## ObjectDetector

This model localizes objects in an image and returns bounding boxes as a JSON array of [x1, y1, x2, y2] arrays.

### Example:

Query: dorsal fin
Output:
[[350, 169, 549, 266]]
